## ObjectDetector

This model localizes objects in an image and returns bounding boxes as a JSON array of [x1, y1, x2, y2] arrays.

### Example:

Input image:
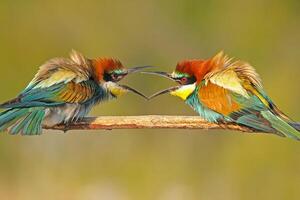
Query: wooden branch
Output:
[[43, 115, 260, 133]]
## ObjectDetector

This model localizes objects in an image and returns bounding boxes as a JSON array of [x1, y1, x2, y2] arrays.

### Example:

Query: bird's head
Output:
[[92, 58, 151, 99], [146, 51, 225, 100]]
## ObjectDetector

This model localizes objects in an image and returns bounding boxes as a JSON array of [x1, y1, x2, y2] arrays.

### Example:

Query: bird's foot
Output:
[[62, 122, 71, 133]]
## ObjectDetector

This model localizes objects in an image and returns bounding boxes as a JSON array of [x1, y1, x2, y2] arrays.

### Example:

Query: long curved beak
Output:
[[119, 84, 149, 100], [123, 66, 154, 100], [142, 71, 181, 99], [148, 86, 180, 99], [141, 71, 175, 82], [127, 66, 154, 74]]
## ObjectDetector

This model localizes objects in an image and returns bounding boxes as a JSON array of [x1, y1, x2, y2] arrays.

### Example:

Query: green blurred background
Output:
[[0, 0, 300, 199]]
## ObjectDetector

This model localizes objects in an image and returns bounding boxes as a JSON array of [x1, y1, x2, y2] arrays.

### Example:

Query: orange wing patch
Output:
[[199, 82, 241, 115], [59, 82, 94, 103]]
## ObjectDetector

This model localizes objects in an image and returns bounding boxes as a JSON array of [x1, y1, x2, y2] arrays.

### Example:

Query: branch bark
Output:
[[43, 115, 260, 133]]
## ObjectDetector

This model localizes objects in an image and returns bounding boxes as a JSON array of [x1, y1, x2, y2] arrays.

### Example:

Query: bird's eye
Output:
[[180, 77, 188, 84], [110, 73, 125, 82], [103, 72, 121, 82], [177, 76, 196, 85], [111, 74, 118, 80]]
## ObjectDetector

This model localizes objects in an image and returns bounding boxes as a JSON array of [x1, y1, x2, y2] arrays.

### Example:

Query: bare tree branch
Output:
[[43, 115, 260, 133]]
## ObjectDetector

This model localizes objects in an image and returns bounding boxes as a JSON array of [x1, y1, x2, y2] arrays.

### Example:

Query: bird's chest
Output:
[[185, 89, 224, 123], [93, 84, 117, 102]]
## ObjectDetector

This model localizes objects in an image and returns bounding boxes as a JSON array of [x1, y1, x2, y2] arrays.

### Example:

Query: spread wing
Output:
[[1, 51, 98, 108], [198, 58, 278, 131], [200, 59, 265, 113], [26, 50, 91, 90]]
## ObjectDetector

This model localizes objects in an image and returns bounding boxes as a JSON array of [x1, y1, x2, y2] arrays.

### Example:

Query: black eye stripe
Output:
[[103, 72, 126, 82], [177, 76, 196, 85], [103, 72, 112, 81]]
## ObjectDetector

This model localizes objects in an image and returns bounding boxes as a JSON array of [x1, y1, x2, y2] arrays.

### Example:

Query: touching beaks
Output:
[[119, 84, 149, 100], [140, 71, 175, 82], [127, 66, 154, 74], [122, 66, 154, 100], [148, 86, 180, 99], [141, 71, 180, 99]]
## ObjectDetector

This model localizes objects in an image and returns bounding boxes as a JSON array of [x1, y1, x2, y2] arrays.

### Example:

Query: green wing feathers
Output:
[[0, 107, 45, 135], [289, 122, 300, 131], [204, 54, 300, 140], [0, 51, 95, 135], [26, 50, 91, 90], [261, 111, 300, 140]]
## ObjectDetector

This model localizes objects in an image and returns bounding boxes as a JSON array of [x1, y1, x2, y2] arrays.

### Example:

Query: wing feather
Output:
[[1, 51, 97, 108], [206, 67, 250, 98], [199, 53, 264, 115], [199, 82, 241, 115], [57, 81, 96, 104], [26, 50, 91, 90]]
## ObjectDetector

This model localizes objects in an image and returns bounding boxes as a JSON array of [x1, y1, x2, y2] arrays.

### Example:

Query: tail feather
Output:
[[261, 111, 300, 140], [0, 108, 45, 135], [24, 111, 44, 135], [0, 109, 27, 127], [236, 114, 277, 134], [289, 122, 300, 132], [9, 114, 33, 135]]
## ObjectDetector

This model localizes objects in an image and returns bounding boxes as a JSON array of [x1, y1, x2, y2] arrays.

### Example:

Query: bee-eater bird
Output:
[[0, 50, 150, 135], [146, 51, 300, 140]]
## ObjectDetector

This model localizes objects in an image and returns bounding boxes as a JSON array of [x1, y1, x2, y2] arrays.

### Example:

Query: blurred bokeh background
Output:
[[0, 0, 300, 199]]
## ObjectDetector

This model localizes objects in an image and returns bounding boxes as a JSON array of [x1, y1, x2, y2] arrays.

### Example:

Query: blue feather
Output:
[[236, 114, 276, 133], [0, 108, 45, 135], [261, 111, 300, 140], [186, 87, 224, 123], [1, 84, 65, 109]]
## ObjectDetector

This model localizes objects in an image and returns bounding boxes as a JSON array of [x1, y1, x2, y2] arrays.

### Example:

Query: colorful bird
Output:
[[0, 50, 150, 135], [146, 51, 300, 140]]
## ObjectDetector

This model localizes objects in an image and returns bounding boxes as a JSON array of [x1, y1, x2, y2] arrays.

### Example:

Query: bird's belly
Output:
[[42, 104, 92, 127]]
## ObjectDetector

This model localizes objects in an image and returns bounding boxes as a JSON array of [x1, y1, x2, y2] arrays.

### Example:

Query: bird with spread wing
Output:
[[146, 51, 300, 140], [0, 50, 150, 135]]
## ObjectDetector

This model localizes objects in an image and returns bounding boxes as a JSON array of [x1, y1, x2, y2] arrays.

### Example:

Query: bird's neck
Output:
[[91, 60, 104, 83], [191, 61, 214, 83]]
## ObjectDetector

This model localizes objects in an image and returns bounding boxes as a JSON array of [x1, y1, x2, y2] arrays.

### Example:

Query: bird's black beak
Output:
[[119, 84, 149, 100], [127, 66, 154, 74], [141, 71, 180, 99], [141, 71, 176, 82], [121, 66, 154, 100], [148, 86, 180, 99]]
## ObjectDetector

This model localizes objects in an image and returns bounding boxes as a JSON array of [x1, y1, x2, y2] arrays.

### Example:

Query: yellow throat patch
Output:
[[170, 84, 196, 100], [104, 82, 128, 97]]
